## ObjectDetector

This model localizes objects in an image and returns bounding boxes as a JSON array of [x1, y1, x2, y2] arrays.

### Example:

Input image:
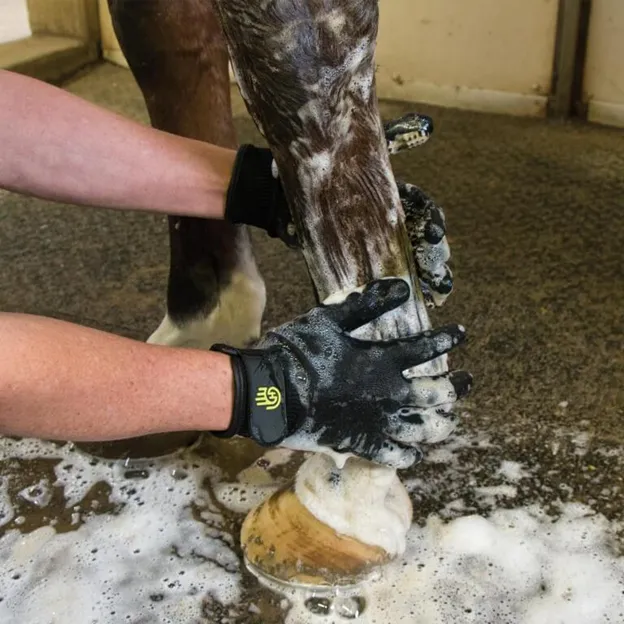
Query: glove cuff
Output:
[[225, 145, 278, 236], [210, 343, 289, 447], [210, 344, 250, 439]]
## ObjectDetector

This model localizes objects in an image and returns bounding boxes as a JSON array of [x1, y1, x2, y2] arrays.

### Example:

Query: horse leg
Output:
[[108, 0, 265, 351], [78, 0, 265, 460], [213, 0, 449, 585]]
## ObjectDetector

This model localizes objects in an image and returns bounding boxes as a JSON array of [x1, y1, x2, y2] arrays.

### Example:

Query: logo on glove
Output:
[[255, 386, 282, 410]]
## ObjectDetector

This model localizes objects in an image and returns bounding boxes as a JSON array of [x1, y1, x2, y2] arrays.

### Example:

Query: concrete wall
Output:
[[0, 0, 31, 44], [26, 0, 99, 41], [375, 0, 559, 116], [584, 0, 624, 128]]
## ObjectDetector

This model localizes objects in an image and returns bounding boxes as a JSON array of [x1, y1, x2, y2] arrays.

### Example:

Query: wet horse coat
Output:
[[108, 0, 437, 348], [107, 0, 452, 469]]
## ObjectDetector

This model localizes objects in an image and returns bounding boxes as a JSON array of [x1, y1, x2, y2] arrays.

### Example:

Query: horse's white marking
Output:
[[148, 257, 266, 350]]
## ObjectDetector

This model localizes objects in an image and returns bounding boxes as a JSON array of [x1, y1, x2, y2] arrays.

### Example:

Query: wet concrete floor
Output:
[[0, 63, 623, 621]]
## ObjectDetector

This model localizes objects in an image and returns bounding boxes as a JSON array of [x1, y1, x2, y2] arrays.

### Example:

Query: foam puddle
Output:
[[0, 437, 241, 623], [281, 505, 624, 623], [0, 436, 623, 623]]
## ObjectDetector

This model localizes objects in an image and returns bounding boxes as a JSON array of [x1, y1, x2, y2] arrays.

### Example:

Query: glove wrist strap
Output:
[[210, 344, 289, 447], [210, 345, 250, 439]]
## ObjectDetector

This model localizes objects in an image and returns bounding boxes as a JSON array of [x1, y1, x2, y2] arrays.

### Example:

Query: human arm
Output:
[[0, 69, 236, 219], [0, 312, 233, 441], [0, 71, 453, 304]]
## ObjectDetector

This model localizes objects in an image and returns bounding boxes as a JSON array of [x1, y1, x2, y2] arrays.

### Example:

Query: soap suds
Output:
[[213, 449, 294, 514], [1, 432, 623, 623], [0, 480, 14, 529], [294, 454, 412, 556], [17, 479, 52, 508], [474, 484, 518, 506], [281, 504, 624, 624], [497, 460, 530, 483], [0, 437, 240, 624]]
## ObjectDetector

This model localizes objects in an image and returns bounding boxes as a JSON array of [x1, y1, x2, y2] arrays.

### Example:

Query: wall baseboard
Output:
[[587, 100, 624, 129], [0, 34, 97, 84], [103, 48, 128, 69], [103, 58, 624, 129], [107, 55, 547, 119], [374, 72, 548, 117]]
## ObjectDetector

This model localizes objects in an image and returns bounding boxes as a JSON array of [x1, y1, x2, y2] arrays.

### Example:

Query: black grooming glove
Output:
[[398, 181, 453, 307], [225, 144, 298, 247], [384, 112, 434, 154], [211, 278, 472, 470], [383, 113, 453, 307]]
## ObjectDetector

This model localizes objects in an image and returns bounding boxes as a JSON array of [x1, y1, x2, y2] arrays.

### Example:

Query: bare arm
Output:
[[0, 313, 233, 441], [0, 70, 235, 219]]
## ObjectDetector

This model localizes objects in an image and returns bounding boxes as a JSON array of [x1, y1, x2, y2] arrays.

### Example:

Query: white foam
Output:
[[281, 504, 624, 623], [17, 479, 52, 508], [0, 476, 14, 527], [1, 513, 240, 624], [297, 151, 332, 187], [321, 8, 347, 36], [294, 454, 412, 556], [475, 484, 518, 506], [0, 437, 241, 624], [281, 431, 353, 469], [213, 449, 298, 515], [497, 460, 530, 483], [1, 437, 623, 623]]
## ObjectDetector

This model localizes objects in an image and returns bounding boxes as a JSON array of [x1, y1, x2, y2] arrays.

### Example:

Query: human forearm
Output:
[[0, 313, 233, 441], [0, 70, 235, 218]]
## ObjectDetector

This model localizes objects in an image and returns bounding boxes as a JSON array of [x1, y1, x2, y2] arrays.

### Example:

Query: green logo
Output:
[[255, 386, 282, 410]]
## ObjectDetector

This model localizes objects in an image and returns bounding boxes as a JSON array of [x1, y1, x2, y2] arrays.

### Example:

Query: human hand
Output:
[[211, 278, 471, 469]]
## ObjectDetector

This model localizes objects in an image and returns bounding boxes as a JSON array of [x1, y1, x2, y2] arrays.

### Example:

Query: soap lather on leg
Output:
[[230, 110, 455, 308], [212, 0, 471, 587]]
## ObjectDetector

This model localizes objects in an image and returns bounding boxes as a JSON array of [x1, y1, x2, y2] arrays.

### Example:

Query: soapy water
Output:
[[0, 432, 623, 623], [0, 438, 243, 624], [246, 561, 372, 620], [284, 504, 624, 624]]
